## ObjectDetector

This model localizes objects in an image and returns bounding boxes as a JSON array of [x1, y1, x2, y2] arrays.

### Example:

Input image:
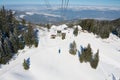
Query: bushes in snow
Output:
[[90, 50, 99, 69], [46, 24, 51, 31], [79, 44, 99, 69], [68, 41, 99, 69], [73, 27, 78, 36], [23, 58, 30, 70], [23, 59, 30, 70], [69, 41, 77, 55], [79, 44, 93, 63], [61, 33, 66, 40]]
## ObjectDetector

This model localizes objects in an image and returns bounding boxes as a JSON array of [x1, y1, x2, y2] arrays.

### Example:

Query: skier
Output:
[[58, 48, 61, 54]]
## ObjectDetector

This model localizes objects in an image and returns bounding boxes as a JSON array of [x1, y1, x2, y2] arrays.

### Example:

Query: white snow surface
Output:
[[26, 12, 34, 15], [56, 24, 68, 31], [19, 15, 25, 18], [39, 13, 61, 17], [25, 12, 61, 17], [0, 24, 120, 80]]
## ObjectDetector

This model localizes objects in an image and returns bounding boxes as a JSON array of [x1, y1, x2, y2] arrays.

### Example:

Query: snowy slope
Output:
[[0, 25, 120, 80]]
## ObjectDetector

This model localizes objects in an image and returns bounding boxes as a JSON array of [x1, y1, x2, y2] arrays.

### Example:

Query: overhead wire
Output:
[[41, 0, 70, 22], [43, 0, 52, 9], [61, 0, 64, 18], [61, 0, 69, 20], [62, 0, 66, 17], [66, 0, 69, 10], [64, 0, 69, 17], [42, 0, 53, 24]]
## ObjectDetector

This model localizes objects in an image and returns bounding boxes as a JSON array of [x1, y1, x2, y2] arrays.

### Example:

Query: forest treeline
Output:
[[67, 18, 120, 38], [0, 6, 38, 64]]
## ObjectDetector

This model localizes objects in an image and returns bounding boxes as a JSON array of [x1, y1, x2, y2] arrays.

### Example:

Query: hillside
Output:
[[7, 5, 120, 24], [0, 6, 38, 64], [0, 24, 120, 80]]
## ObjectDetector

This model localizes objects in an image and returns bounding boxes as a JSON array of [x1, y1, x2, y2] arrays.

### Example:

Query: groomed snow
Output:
[[0, 25, 120, 80]]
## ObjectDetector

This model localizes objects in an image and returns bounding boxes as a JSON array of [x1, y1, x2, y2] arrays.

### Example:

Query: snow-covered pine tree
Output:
[[73, 27, 78, 36]]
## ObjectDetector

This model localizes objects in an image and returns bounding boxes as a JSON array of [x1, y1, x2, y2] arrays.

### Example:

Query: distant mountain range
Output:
[[5, 4, 120, 24]]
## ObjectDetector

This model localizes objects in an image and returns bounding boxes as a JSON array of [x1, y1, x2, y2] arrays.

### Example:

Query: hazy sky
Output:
[[0, 0, 120, 7]]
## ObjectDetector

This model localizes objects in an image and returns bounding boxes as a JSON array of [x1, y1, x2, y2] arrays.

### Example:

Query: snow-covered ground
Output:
[[19, 15, 25, 18], [0, 24, 120, 80], [26, 12, 34, 15], [25, 11, 61, 17]]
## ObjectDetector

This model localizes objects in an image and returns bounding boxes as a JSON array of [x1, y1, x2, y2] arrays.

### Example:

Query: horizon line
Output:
[[0, 4, 120, 7]]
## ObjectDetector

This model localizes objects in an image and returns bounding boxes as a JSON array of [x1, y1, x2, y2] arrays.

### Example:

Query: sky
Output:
[[0, 0, 120, 7]]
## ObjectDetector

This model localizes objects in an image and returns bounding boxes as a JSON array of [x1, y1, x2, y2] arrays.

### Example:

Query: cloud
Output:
[[68, 5, 120, 11]]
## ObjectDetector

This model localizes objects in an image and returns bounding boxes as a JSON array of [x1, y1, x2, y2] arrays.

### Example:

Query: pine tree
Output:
[[0, 41, 5, 63], [21, 19, 26, 26], [73, 27, 78, 36], [9, 32, 19, 53], [90, 50, 99, 69], [46, 24, 50, 31], [85, 44, 93, 62], [78, 44, 99, 69], [23, 59, 29, 70], [69, 41, 77, 55], [0, 6, 38, 64], [3, 37, 13, 55], [62, 33, 66, 40]]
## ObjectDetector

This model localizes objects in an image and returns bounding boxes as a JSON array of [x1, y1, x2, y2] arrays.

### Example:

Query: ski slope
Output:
[[0, 24, 120, 80]]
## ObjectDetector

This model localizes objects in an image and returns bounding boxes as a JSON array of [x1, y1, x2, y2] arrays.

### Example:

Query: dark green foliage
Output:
[[23, 59, 29, 70], [57, 30, 62, 36], [84, 44, 92, 62], [67, 23, 75, 28], [18, 36, 25, 49], [79, 44, 93, 63], [46, 24, 51, 31], [57, 30, 61, 33], [0, 6, 17, 64], [112, 26, 120, 38], [61, 33, 66, 40], [23, 23, 33, 47], [21, 19, 26, 26], [73, 27, 78, 36], [78, 19, 114, 38], [80, 19, 95, 32], [18, 41, 25, 49], [0, 55, 12, 64], [34, 40, 39, 47], [79, 44, 99, 69], [90, 50, 99, 69], [69, 41, 77, 55], [23, 23, 38, 47], [9, 32, 19, 53], [0, 6, 38, 64]]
